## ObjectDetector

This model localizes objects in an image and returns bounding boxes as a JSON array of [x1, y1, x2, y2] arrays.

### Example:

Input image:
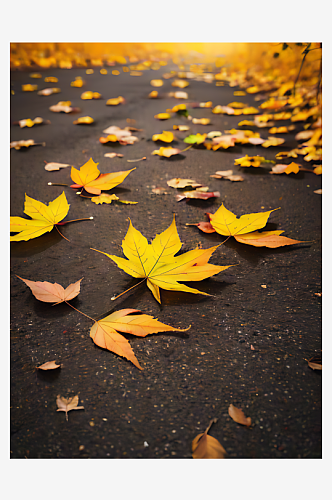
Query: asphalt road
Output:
[[10, 63, 321, 458]]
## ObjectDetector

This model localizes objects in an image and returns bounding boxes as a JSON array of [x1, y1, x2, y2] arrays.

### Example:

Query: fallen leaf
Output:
[[70, 157, 135, 195], [17, 276, 82, 304], [90, 308, 190, 369], [22, 84, 38, 91], [100, 134, 138, 145], [275, 149, 300, 160], [10, 191, 69, 241], [227, 101, 247, 109], [212, 105, 235, 115], [192, 418, 227, 459], [152, 131, 174, 143], [223, 175, 244, 182], [70, 78, 84, 87], [234, 155, 267, 168], [262, 137, 285, 148], [314, 189, 322, 194], [234, 230, 305, 248], [208, 203, 280, 237], [171, 79, 189, 88], [176, 190, 220, 201], [167, 178, 204, 189], [242, 106, 259, 114], [102, 125, 132, 138], [150, 79, 164, 87], [90, 193, 137, 205], [206, 131, 222, 139], [183, 133, 207, 144], [91, 216, 232, 303], [192, 118, 210, 125], [169, 91, 188, 99], [307, 354, 322, 371], [16, 117, 46, 128], [173, 125, 190, 131], [106, 96, 125, 105], [295, 130, 315, 141], [44, 76, 58, 83], [270, 162, 301, 175], [81, 91, 101, 100], [37, 360, 61, 370], [154, 113, 171, 120], [104, 153, 124, 158], [228, 404, 251, 427], [56, 395, 84, 421], [186, 221, 216, 233], [10, 140, 45, 150], [152, 147, 182, 157], [73, 116, 94, 125], [313, 165, 322, 175], [152, 187, 168, 195], [38, 88, 61, 96], [49, 101, 79, 113], [210, 170, 234, 178], [29, 73, 42, 78], [149, 90, 159, 98], [269, 125, 295, 134], [44, 162, 71, 171]]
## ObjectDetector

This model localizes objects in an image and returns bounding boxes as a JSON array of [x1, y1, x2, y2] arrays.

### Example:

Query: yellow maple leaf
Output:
[[262, 137, 285, 148], [234, 155, 265, 167], [209, 203, 280, 237], [70, 158, 135, 195], [10, 192, 69, 242], [90, 308, 190, 369], [91, 217, 232, 303], [152, 131, 174, 143]]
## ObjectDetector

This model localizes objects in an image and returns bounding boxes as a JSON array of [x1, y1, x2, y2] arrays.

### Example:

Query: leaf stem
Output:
[[205, 418, 218, 434], [64, 301, 96, 323], [48, 183, 69, 187], [181, 144, 193, 153], [54, 224, 70, 242], [57, 217, 94, 225], [110, 279, 147, 301]]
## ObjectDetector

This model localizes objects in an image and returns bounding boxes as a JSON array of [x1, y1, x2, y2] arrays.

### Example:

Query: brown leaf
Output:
[[37, 360, 61, 370], [186, 221, 216, 233], [192, 418, 227, 459], [307, 354, 322, 371], [234, 230, 305, 248], [104, 153, 124, 158], [17, 276, 83, 304], [44, 162, 71, 171], [56, 395, 84, 421], [228, 404, 251, 427]]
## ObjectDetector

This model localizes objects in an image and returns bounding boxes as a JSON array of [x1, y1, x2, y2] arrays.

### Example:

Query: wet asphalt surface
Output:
[[10, 63, 321, 458]]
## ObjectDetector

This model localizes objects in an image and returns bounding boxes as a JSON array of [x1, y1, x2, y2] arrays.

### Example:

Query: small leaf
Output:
[[44, 162, 71, 171], [150, 79, 164, 87], [234, 230, 305, 248], [81, 91, 101, 100], [228, 404, 251, 426], [56, 395, 84, 421], [38, 88, 61, 96], [152, 131, 174, 143], [154, 113, 171, 120], [91, 193, 137, 205], [152, 147, 182, 157], [167, 178, 203, 189], [73, 116, 94, 125], [106, 96, 125, 105], [37, 360, 61, 370], [192, 418, 227, 459], [17, 276, 83, 304]]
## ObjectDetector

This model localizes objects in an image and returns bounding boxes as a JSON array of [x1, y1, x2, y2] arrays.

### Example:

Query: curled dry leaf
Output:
[[90, 193, 137, 205], [106, 96, 125, 105], [307, 354, 322, 371], [49, 101, 79, 113], [228, 404, 251, 427], [176, 190, 220, 201], [73, 116, 94, 125], [262, 137, 285, 148], [81, 91, 101, 100], [152, 147, 182, 157], [17, 276, 83, 304], [10, 139, 45, 150], [192, 118, 210, 125], [56, 395, 84, 421], [192, 418, 227, 459], [167, 178, 204, 189], [104, 153, 124, 159], [37, 360, 61, 370], [38, 88, 61, 96], [150, 79, 164, 87], [91, 216, 232, 304], [270, 163, 301, 175], [90, 309, 191, 369], [44, 162, 71, 171]]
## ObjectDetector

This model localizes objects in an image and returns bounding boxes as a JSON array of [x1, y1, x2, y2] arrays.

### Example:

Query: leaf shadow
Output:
[[159, 154, 186, 162], [32, 296, 83, 319], [10, 229, 63, 258], [160, 279, 235, 308], [36, 367, 62, 383]]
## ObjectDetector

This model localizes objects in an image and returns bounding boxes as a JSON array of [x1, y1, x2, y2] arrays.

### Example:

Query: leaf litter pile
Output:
[[10, 43, 322, 459]]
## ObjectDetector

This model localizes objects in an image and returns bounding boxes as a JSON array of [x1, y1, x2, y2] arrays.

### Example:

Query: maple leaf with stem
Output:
[[91, 216, 233, 303], [10, 192, 92, 242], [70, 157, 135, 195], [90, 308, 190, 369]]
